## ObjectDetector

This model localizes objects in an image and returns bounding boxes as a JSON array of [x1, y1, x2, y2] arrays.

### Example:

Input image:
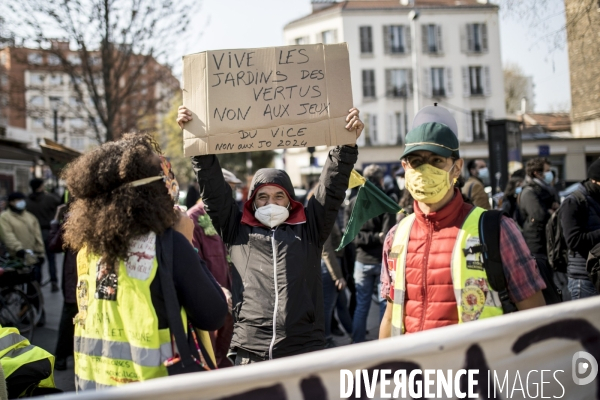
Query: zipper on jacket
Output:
[[419, 218, 434, 332], [268, 228, 279, 360]]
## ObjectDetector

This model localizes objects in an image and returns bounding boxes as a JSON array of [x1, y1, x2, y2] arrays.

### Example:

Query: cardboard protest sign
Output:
[[182, 43, 354, 156]]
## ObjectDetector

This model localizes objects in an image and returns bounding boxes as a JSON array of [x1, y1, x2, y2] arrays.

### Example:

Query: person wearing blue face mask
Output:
[[518, 158, 560, 258], [462, 159, 491, 209], [0, 192, 46, 287]]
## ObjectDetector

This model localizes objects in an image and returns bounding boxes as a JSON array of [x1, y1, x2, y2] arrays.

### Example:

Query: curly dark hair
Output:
[[526, 157, 549, 178], [62, 133, 177, 267]]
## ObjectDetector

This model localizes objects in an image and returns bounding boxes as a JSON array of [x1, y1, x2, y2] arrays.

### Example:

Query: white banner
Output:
[[57, 297, 600, 400]]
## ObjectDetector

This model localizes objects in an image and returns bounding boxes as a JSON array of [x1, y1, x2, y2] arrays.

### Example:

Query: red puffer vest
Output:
[[404, 189, 474, 334]]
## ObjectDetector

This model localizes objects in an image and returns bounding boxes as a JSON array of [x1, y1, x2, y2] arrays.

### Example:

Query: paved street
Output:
[[30, 254, 76, 393]]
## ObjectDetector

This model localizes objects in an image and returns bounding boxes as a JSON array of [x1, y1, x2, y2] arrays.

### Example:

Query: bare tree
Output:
[[1, 0, 199, 143], [498, 0, 599, 58]]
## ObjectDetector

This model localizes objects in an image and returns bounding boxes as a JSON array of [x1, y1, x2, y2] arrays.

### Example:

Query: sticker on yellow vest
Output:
[[465, 237, 484, 271], [96, 261, 118, 301], [461, 277, 489, 322], [125, 232, 156, 281]]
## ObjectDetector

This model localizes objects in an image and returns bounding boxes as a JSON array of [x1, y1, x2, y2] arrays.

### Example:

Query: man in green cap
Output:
[[379, 105, 546, 338]]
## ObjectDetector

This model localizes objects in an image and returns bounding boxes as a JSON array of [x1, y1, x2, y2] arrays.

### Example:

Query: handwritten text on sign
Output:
[[182, 44, 354, 156]]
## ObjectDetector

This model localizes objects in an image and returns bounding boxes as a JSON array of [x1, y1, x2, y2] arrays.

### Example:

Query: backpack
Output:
[[586, 243, 600, 293], [546, 190, 587, 273], [476, 210, 562, 313]]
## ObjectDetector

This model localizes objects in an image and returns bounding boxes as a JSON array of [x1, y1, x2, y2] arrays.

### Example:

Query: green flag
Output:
[[337, 179, 402, 251]]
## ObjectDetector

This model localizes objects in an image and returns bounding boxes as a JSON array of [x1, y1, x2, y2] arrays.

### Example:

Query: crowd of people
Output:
[[0, 104, 598, 394]]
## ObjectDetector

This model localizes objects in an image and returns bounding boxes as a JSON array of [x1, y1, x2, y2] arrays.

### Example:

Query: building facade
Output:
[[0, 41, 179, 152], [283, 0, 506, 185], [565, 0, 600, 138]]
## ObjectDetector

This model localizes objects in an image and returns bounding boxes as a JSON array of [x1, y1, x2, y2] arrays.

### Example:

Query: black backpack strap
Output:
[[479, 210, 518, 314], [156, 229, 200, 371], [467, 181, 474, 200]]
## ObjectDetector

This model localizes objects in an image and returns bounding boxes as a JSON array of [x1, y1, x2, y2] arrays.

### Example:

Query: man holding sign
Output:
[[178, 105, 362, 363]]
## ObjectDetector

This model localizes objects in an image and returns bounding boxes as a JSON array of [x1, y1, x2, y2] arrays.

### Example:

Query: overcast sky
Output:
[[180, 0, 570, 113]]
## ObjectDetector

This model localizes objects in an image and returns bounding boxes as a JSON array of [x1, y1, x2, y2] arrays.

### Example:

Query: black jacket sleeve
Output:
[[172, 231, 228, 331], [191, 155, 241, 244], [561, 196, 600, 256], [306, 145, 358, 246]]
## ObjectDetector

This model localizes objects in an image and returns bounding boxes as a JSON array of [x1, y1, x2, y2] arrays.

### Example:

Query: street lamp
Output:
[[408, 9, 420, 116], [49, 97, 60, 143]]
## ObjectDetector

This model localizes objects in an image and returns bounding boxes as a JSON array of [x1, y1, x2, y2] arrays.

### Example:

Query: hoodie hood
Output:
[[241, 168, 306, 227]]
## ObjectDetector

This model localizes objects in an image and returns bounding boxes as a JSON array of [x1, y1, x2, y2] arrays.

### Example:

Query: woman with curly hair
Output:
[[63, 133, 227, 391]]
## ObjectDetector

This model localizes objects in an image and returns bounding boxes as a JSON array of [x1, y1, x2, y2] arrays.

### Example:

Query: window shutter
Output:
[[483, 66, 491, 96], [383, 26, 390, 54], [466, 24, 474, 52], [445, 67, 453, 97], [421, 25, 429, 54], [464, 112, 473, 142], [460, 25, 468, 53], [404, 26, 411, 53], [436, 25, 443, 53], [481, 23, 488, 52], [371, 114, 378, 145], [462, 66, 470, 97], [385, 69, 392, 97], [422, 67, 431, 98], [407, 68, 413, 97], [387, 112, 395, 145]]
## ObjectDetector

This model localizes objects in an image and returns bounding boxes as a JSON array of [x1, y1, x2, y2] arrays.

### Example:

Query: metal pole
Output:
[[409, 10, 420, 116], [53, 109, 58, 142]]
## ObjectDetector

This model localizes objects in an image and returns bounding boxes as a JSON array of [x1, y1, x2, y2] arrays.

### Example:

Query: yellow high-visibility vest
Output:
[[390, 207, 504, 336], [0, 326, 55, 393]]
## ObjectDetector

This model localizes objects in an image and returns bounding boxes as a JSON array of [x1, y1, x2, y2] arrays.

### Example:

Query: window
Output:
[[27, 53, 42, 65], [29, 96, 44, 107], [422, 24, 442, 54], [471, 110, 486, 140], [362, 70, 375, 98], [48, 74, 62, 86], [0, 74, 6, 87], [47, 54, 61, 66], [384, 25, 408, 54], [385, 69, 410, 98], [29, 73, 45, 86], [68, 54, 82, 65], [370, 114, 378, 144], [469, 66, 483, 95], [294, 37, 308, 45], [321, 30, 337, 44], [70, 118, 86, 129], [431, 68, 445, 97], [69, 96, 79, 107], [32, 117, 44, 128], [466, 23, 488, 53], [359, 26, 373, 54], [70, 137, 85, 151]]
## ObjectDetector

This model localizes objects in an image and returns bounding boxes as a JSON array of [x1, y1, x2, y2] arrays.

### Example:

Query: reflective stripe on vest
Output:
[[0, 326, 55, 389], [74, 237, 173, 389], [391, 207, 504, 336]]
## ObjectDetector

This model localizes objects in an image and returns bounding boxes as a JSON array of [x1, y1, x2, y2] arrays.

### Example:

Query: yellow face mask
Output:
[[405, 163, 455, 204]]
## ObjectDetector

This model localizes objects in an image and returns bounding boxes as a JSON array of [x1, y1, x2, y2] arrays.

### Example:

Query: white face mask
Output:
[[254, 204, 290, 228], [14, 200, 26, 210]]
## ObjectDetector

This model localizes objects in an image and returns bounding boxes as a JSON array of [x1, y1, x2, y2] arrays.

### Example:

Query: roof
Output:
[[0, 138, 40, 163], [286, 0, 497, 27], [521, 113, 571, 133]]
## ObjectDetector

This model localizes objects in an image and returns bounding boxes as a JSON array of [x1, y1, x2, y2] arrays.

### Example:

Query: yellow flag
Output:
[[348, 170, 366, 189]]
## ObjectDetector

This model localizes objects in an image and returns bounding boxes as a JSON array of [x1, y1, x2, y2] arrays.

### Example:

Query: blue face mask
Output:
[[478, 167, 489, 181], [544, 171, 554, 185], [515, 186, 523, 195]]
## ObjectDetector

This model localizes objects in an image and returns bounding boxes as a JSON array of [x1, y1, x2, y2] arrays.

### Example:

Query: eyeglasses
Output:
[[404, 155, 453, 170]]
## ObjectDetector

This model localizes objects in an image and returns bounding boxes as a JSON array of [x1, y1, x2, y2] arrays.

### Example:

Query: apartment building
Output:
[[282, 0, 506, 185], [0, 41, 179, 152]]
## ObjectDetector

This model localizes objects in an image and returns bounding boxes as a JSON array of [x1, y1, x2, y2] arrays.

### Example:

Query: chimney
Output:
[[312, 0, 336, 12]]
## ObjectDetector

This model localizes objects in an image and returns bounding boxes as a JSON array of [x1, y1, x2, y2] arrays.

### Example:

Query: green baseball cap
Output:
[[401, 122, 460, 159]]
